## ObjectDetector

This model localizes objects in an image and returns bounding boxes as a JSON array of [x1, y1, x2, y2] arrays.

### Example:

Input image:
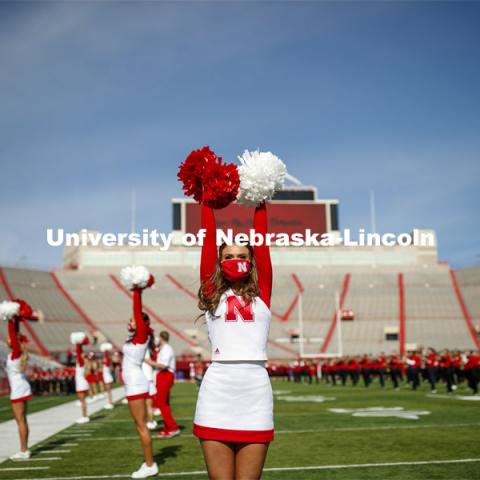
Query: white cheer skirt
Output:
[[7, 356, 32, 403], [103, 365, 114, 385], [75, 365, 89, 393], [193, 361, 274, 442]]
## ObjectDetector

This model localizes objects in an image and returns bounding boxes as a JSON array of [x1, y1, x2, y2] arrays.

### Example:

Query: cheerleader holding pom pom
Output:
[[70, 331, 91, 424], [100, 342, 115, 409], [1, 299, 34, 460], [178, 147, 287, 480], [120, 265, 158, 479]]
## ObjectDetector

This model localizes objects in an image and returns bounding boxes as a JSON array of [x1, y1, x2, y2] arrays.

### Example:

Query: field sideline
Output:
[[0, 381, 479, 480]]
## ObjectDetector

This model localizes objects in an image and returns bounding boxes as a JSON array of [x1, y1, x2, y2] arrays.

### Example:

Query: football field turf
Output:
[[1, 380, 479, 480]]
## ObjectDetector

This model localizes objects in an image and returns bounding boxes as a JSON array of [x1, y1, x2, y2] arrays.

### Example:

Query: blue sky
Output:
[[0, 1, 479, 269]]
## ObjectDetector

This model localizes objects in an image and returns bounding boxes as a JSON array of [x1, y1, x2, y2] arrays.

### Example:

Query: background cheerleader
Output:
[[1, 299, 34, 460], [70, 331, 90, 424], [100, 342, 115, 409], [142, 335, 158, 430], [85, 351, 99, 401], [120, 265, 158, 479]]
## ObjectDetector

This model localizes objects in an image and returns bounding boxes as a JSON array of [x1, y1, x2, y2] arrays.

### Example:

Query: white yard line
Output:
[[21, 457, 62, 462], [35, 450, 71, 454], [7, 458, 480, 480], [0, 387, 124, 463], [78, 421, 480, 442], [0, 466, 50, 472]]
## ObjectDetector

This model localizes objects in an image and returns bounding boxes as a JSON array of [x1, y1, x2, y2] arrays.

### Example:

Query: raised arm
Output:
[[254, 202, 272, 308], [8, 319, 21, 360], [76, 343, 84, 367], [200, 204, 218, 295], [132, 289, 148, 344], [103, 351, 111, 367]]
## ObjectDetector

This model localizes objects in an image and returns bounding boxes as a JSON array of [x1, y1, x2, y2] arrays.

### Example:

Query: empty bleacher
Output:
[[1, 264, 479, 358]]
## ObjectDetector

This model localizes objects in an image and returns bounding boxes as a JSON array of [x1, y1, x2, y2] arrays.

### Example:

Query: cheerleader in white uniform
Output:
[[194, 202, 274, 479], [70, 332, 90, 424], [121, 268, 158, 479], [2, 299, 33, 460], [100, 342, 114, 409], [142, 341, 158, 430]]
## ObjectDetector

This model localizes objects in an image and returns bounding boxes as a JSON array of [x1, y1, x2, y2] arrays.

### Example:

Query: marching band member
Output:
[[120, 266, 158, 479], [70, 332, 90, 424], [193, 201, 274, 480], [1, 300, 33, 460]]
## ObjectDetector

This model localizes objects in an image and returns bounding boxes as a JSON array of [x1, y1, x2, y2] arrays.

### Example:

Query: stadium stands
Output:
[[1, 264, 479, 359]]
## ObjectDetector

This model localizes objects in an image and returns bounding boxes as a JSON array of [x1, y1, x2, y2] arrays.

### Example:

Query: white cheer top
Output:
[[122, 341, 149, 387], [206, 289, 271, 361], [7, 354, 32, 401]]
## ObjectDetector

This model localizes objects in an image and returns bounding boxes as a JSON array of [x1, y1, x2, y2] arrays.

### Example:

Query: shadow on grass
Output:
[[154, 445, 183, 466]]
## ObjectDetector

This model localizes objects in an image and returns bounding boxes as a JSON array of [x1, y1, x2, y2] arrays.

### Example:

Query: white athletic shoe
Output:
[[76, 416, 90, 424], [10, 450, 31, 461], [104, 403, 114, 410], [131, 462, 159, 478], [153, 408, 161, 416], [452, 385, 458, 391], [121, 398, 128, 405], [146, 421, 158, 430]]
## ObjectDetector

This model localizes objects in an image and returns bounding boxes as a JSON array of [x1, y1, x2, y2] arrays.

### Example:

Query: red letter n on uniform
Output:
[[225, 296, 254, 322]]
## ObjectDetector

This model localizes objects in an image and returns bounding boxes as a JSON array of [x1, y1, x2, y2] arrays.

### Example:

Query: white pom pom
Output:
[[70, 331, 86, 345], [100, 342, 113, 352], [0, 301, 20, 321], [237, 150, 287, 206], [120, 265, 151, 290]]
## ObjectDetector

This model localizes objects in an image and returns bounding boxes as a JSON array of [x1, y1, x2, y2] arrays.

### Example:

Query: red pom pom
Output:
[[13, 299, 33, 319], [178, 146, 240, 209], [82, 336, 90, 346], [202, 161, 240, 209]]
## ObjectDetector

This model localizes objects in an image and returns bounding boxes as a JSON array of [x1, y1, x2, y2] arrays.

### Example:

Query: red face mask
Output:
[[221, 259, 251, 282]]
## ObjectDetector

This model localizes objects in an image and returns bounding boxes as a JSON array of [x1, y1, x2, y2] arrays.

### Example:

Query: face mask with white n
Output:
[[221, 259, 251, 282]]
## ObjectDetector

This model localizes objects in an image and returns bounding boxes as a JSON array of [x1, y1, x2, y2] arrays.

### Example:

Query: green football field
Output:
[[1, 380, 479, 480]]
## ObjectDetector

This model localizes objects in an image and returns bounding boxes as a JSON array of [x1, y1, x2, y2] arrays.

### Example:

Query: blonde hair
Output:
[[198, 243, 259, 318]]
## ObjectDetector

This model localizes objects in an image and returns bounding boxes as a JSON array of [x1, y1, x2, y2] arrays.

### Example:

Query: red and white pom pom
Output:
[[70, 331, 87, 345], [100, 342, 113, 353], [120, 265, 154, 291], [178, 146, 240, 209], [0, 301, 20, 321], [237, 149, 287, 206]]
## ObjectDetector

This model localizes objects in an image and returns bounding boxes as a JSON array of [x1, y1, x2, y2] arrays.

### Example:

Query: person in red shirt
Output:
[[464, 350, 479, 394], [388, 355, 402, 390], [376, 353, 387, 388], [406, 351, 421, 390], [425, 348, 438, 393], [359, 355, 372, 387], [452, 351, 462, 387], [439, 349, 454, 393], [337, 357, 347, 386], [348, 357, 360, 386]]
